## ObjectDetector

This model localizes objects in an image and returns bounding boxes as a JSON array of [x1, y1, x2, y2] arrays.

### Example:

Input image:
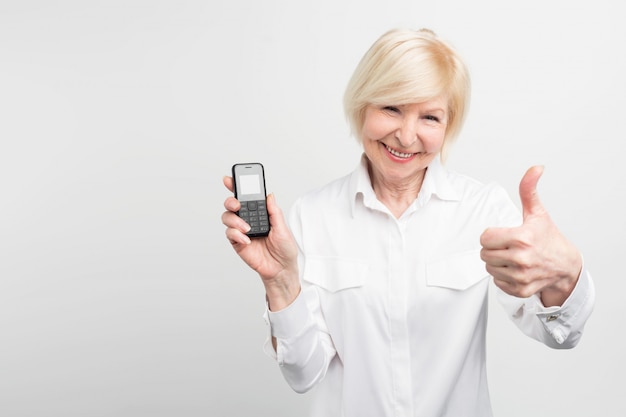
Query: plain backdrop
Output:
[[0, 1, 623, 416]]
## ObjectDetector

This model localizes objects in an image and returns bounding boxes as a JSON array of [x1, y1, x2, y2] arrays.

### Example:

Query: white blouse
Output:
[[263, 155, 594, 417]]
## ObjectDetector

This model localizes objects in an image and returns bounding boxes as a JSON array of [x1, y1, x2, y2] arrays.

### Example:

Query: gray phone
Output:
[[231, 163, 270, 237]]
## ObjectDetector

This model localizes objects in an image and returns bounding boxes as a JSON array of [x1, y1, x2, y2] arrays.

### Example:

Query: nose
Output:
[[395, 117, 419, 148]]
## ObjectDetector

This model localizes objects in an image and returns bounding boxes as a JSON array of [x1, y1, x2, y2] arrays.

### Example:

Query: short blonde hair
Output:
[[343, 28, 470, 157]]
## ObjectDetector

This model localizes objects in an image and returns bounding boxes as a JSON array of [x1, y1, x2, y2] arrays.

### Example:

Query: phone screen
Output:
[[238, 174, 261, 195]]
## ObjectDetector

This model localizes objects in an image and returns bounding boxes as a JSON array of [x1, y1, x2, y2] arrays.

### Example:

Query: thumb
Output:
[[519, 165, 545, 220], [266, 193, 287, 231]]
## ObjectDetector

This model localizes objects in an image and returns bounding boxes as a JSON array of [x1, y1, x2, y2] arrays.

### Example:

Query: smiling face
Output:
[[344, 29, 470, 166], [361, 96, 448, 192]]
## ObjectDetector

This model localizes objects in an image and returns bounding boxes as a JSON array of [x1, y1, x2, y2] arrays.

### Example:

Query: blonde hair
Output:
[[343, 28, 470, 157]]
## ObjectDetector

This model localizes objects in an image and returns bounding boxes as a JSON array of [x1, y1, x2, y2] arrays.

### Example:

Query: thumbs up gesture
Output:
[[480, 166, 582, 306]]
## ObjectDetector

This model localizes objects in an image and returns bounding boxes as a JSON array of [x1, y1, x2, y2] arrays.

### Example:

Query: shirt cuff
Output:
[[265, 289, 311, 339], [534, 267, 595, 344], [262, 290, 315, 363]]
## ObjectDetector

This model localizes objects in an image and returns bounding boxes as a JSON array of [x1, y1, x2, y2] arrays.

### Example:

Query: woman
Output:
[[222, 28, 594, 417]]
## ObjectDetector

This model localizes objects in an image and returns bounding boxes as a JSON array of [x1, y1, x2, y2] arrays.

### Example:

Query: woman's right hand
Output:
[[222, 176, 301, 310]]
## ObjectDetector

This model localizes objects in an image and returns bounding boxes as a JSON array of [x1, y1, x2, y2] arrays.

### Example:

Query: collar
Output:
[[348, 153, 460, 218]]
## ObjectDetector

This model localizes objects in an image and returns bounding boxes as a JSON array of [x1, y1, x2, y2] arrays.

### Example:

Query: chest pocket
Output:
[[426, 250, 490, 291], [302, 257, 368, 292]]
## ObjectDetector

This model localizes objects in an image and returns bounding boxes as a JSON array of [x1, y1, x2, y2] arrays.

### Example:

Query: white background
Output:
[[0, 1, 623, 416]]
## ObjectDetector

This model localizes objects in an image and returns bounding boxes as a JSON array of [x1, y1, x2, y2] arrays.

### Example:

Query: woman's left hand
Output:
[[480, 166, 582, 306]]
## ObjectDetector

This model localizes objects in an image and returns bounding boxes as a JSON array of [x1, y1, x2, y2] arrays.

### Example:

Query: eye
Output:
[[382, 105, 400, 114], [424, 114, 440, 122]]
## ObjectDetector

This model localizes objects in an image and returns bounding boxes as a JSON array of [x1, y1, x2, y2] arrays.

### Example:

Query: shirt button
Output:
[[546, 314, 559, 322]]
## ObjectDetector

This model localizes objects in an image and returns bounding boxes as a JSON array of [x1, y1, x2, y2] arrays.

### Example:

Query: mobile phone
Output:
[[231, 163, 270, 238]]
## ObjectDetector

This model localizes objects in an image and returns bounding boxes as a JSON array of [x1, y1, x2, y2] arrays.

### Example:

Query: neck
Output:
[[367, 163, 426, 219]]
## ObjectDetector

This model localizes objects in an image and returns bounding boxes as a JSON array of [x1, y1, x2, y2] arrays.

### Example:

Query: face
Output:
[[361, 97, 449, 190]]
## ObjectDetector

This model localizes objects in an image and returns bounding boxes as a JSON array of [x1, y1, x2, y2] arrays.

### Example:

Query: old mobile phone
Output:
[[231, 163, 270, 238]]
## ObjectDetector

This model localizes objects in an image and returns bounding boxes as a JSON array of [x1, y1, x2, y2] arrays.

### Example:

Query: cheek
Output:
[[362, 113, 394, 141], [422, 129, 446, 152]]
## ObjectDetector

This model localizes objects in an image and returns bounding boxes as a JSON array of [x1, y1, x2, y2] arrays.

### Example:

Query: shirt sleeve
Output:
[[260, 198, 337, 393], [496, 266, 595, 348], [490, 184, 595, 348]]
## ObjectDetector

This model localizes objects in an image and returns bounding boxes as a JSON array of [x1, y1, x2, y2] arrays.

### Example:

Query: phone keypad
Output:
[[238, 200, 270, 236]]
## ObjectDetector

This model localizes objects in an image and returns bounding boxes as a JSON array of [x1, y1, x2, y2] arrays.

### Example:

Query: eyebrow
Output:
[[423, 107, 446, 114]]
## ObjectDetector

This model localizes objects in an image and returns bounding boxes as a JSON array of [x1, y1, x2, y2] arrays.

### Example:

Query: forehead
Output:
[[398, 96, 448, 113], [419, 96, 448, 111]]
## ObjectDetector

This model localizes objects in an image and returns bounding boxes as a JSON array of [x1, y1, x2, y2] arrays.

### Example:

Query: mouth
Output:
[[384, 144, 416, 159]]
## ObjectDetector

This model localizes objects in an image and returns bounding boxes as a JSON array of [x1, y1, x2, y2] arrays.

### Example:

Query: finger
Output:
[[492, 274, 544, 299], [221, 210, 251, 234], [491, 275, 517, 295], [223, 196, 241, 213], [486, 265, 524, 289], [222, 209, 252, 245], [480, 227, 519, 250], [480, 248, 511, 267], [519, 165, 545, 220], [225, 226, 251, 246], [266, 193, 287, 233], [223, 176, 234, 193], [487, 264, 511, 282]]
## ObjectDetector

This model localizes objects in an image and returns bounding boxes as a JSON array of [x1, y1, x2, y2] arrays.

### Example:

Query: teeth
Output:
[[385, 144, 413, 158]]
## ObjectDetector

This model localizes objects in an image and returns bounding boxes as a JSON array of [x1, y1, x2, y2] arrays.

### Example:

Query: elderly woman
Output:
[[222, 29, 594, 417]]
